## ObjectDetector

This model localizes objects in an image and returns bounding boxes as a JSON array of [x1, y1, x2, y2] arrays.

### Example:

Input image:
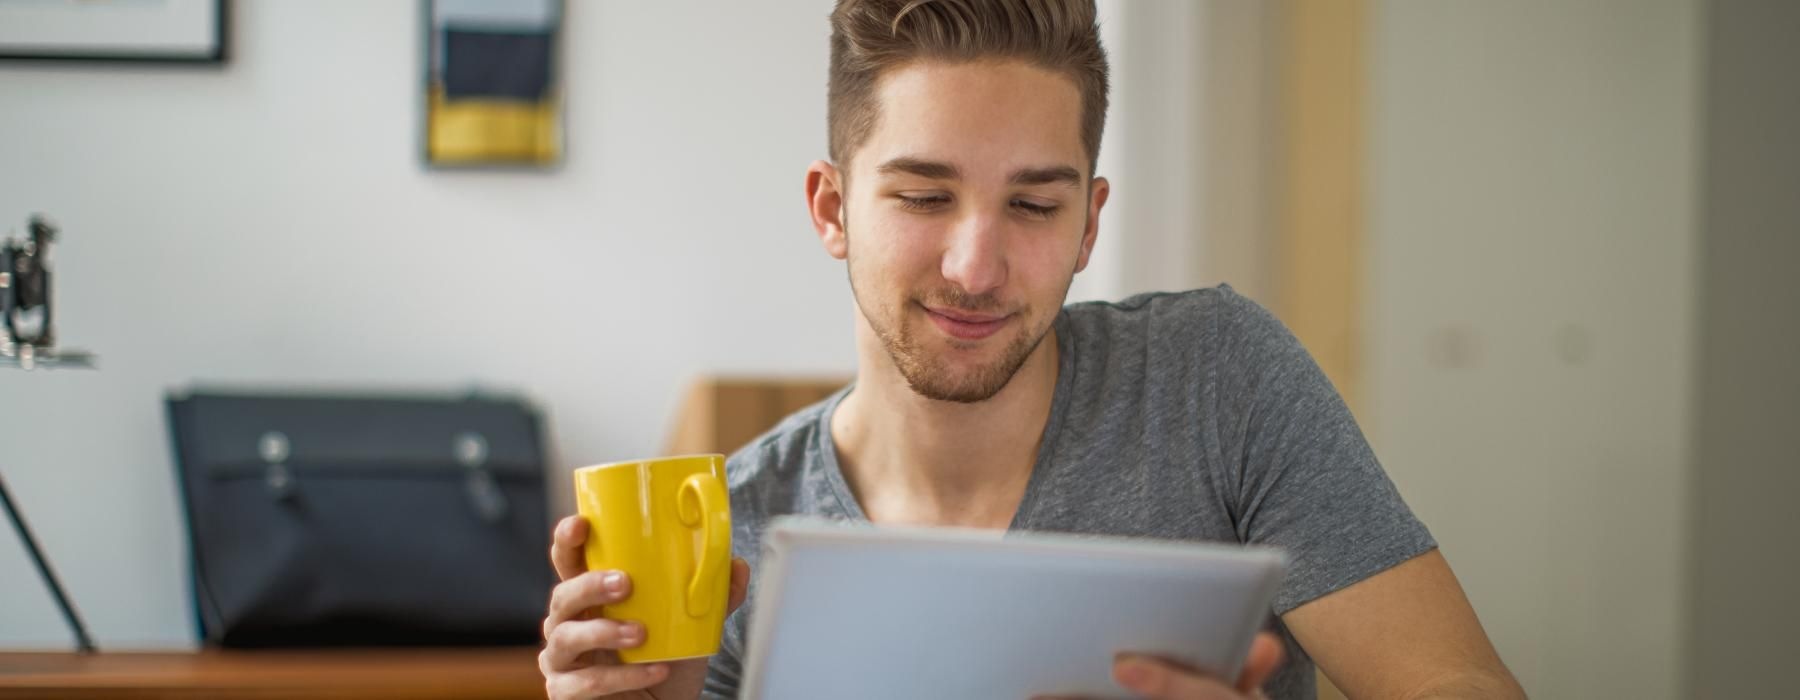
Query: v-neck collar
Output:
[[814, 311, 1079, 532]]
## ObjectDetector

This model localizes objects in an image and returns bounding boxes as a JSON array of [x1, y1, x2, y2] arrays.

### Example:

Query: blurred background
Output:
[[1, 1, 1793, 698]]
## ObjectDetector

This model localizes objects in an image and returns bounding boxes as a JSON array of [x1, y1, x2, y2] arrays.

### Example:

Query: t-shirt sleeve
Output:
[[1206, 287, 1436, 614]]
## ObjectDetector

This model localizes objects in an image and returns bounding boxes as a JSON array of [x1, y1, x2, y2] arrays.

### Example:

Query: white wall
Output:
[[1074, 0, 1203, 304], [0, 0, 853, 649], [1072, 0, 1271, 306], [1366, 1, 1700, 697]]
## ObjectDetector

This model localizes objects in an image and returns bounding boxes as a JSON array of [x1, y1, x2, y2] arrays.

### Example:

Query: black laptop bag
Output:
[[165, 389, 555, 647]]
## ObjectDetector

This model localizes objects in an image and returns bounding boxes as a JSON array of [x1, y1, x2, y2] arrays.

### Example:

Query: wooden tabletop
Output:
[[0, 647, 546, 699]]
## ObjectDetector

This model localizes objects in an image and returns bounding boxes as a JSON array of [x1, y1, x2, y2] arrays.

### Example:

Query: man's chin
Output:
[[886, 313, 1048, 403], [904, 374, 1010, 404], [898, 356, 1019, 403]]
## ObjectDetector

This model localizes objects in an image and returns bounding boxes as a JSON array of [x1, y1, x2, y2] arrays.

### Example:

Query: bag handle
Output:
[[677, 472, 729, 617]]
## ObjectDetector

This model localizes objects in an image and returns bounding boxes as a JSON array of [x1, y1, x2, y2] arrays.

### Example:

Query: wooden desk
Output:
[[0, 647, 545, 699]]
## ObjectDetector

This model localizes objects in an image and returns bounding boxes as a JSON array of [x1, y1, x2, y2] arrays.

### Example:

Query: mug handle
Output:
[[677, 472, 730, 618]]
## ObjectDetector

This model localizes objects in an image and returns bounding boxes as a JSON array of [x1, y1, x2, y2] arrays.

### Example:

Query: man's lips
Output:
[[923, 305, 1010, 340]]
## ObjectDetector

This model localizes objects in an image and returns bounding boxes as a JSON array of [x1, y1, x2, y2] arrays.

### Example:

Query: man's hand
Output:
[[538, 515, 751, 700], [1108, 632, 1284, 700], [1034, 633, 1284, 700]]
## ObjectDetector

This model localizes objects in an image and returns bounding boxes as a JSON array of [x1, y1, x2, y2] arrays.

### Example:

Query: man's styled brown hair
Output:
[[827, 0, 1110, 176]]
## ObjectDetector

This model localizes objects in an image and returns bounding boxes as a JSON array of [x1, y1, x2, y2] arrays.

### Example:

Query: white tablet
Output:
[[741, 518, 1286, 700]]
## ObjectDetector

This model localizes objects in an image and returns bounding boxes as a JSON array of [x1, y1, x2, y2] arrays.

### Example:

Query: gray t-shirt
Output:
[[702, 285, 1435, 700]]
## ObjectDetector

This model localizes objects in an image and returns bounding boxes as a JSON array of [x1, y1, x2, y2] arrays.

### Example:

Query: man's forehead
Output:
[[849, 60, 1089, 183]]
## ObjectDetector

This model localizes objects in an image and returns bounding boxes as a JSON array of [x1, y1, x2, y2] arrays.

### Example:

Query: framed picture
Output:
[[423, 0, 564, 168], [0, 0, 226, 63]]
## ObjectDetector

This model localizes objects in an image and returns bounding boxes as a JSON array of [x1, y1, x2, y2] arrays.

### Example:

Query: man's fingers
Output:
[[1236, 633, 1285, 694], [542, 618, 646, 671], [545, 569, 633, 632], [544, 661, 669, 699], [550, 516, 589, 581], [727, 558, 751, 614], [1109, 631, 1284, 699], [1113, 656, 1238, 700]]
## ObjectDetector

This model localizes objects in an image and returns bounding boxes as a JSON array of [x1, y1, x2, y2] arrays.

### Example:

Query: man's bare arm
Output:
[[1282, 549, 1524, 699]]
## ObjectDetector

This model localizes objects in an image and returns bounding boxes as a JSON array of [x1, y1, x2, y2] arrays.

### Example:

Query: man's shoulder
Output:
[[1058, 282, 1260, 325], [1061, 284, 1285, 363], [722, 388, 843, 511]]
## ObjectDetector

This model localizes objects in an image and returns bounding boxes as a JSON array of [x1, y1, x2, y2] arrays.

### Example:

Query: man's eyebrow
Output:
[[875, 157, 960, 180], [874, 157, 1084, 188], [1009, 165, 1083, 188]]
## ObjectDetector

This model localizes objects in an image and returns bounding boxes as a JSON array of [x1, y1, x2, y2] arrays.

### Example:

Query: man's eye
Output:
[[1013, 200, 1060, 219], [896, 195, 949, 211]]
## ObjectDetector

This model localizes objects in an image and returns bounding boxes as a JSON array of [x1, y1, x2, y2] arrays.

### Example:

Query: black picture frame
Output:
[[0, 0, 228, 64]]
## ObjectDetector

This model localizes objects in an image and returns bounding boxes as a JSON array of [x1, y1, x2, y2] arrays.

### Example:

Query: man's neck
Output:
[[831, 324, 1061, 530]]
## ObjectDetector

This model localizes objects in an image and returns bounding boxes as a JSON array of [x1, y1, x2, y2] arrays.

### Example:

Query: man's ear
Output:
[[1074, 175, 1110, 273], [806, 160, 849, 260]]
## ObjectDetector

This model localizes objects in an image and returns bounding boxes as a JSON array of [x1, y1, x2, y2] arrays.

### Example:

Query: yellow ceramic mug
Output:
[[573, 454, 732, 663]]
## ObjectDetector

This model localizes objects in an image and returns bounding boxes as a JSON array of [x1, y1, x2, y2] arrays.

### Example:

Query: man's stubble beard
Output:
[[842, 221, 1055, 405]]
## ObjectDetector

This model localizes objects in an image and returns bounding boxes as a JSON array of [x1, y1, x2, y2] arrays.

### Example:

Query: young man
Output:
[[539, 1, 1523, 698]]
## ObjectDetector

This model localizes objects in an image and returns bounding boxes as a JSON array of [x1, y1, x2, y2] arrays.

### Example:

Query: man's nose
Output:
[[940, 212, 1007, 297]]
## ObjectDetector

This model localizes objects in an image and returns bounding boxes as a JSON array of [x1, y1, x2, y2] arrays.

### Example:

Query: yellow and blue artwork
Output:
[[424, 0, 563, 167]]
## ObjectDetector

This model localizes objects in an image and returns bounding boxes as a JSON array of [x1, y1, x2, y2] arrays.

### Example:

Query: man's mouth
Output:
[[922, 304, 1010, 340]]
